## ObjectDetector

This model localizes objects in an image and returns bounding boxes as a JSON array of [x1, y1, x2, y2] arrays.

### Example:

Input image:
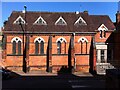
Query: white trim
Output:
[[13, 16, 26, 24], [96, 45, 107, 49], [55, 16, 67, 25], [56, 37, 67, 43], [33, 16, 47, 25], [74, 16, 87, 25], [11, 37, 22, 43], [98, 24, 108, 31], [78, 37, 88, 43], [34, 37, 45, 43]]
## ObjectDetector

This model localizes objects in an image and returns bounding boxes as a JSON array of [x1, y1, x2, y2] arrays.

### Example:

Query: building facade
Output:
[[1, 11, 115, 74]]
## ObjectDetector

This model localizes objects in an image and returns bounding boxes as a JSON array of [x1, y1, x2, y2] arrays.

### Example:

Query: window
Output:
[[104, 30, 106, 38], [101, 50, 105, 63], [18, 41, 21, 54], [78, 37, 88, 54], [100, 30, 102, 38], [74, 16, 87, 25], [57, 41, 61, 54], [40, 41, 44, 54], [55, 16, 67, 25], [13, 16, 25, 24], [56, 37, 67, 54], [33, 16, 47, 25], [35, 41, 39, 54], [11, 37, 22, 55], [98, 24, 108, 38], [12, 41, 16, 54], [34, 37, 45, 55]]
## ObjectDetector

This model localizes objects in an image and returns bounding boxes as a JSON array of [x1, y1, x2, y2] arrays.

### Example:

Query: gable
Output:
[[74, 16, 87, 25], [33, 16, 47, 25], [55, 16, 67, 25], [13, 16, 25, 24], [98, 24, 108, 31]]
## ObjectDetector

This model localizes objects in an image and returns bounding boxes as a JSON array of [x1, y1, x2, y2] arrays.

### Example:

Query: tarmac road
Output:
[[2, 73, 106, 90]]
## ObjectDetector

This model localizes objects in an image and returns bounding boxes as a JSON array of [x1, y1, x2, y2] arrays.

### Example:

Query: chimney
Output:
[[83, 10, 88, 14], [116, 11, 120, 24]]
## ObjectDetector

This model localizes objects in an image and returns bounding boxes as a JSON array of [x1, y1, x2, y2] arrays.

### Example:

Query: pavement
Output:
[[14, 71, 93, 77]]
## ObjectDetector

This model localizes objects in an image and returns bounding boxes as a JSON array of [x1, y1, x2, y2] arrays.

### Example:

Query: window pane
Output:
[[40, 41, 44, 54], [12, 41, 16, 54], [18, 41, 21, 55], [100, 30, 102, 38], [104, 31, 106, 38], [35, 41, 39, 54], [101, 50, 105, 63], [57, 41, 61, 54]]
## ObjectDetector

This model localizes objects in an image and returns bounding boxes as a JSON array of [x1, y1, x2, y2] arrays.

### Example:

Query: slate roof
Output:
[[3, 11, 115, 33]]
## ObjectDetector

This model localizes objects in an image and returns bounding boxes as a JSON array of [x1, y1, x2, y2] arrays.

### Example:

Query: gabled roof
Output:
[[3, 11, 115, 33]]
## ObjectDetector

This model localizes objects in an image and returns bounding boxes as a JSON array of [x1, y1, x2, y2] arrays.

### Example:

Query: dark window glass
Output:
[[12, 41, 16, 54], [40, 41, 44, 54], [101, 50, 105, 63], [57, 41, 61, 54], [35, 41, 39, 54], [100, 30, 102, 38], [18, 41, 21, 55], [104, 30, 106, 38]]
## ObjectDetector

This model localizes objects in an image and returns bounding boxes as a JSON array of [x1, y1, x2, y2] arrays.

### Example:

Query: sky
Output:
[[0, 2, 119, 28]]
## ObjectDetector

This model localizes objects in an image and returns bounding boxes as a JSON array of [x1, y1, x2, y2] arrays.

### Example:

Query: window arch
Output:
[[98, 24, 108, 38], [78, 37, 88, 54], [56, 37, 67, 54], [34, 37, 45, 54], [11, 37, 22, 55]]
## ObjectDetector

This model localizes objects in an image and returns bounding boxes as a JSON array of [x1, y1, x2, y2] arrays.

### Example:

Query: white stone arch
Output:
[[33, 16, 47, 25], [56, 37, 67, 43], [34, 37, 45, 43], [78, 37, 88, 43], [98, 24, 108, 31], [55, 16, 67, 25], [11, 37, 22, 43], [13, 16, 26, 24]]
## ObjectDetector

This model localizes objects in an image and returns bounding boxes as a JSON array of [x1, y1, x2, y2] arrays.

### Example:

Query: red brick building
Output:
[[1, 11, 115, 74]]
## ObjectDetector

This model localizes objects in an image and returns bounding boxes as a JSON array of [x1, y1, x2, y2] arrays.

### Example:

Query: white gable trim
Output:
[[74, 16, 87, 25], [98, 24, 108, 31], [55, 16, 67, 25], [33, 16, 47, 25], [13, 16, 26, 24], [56, 37, 67, 43], [78, 37, 88, 43], [11, 37, 22, 43], [34, 37, 45, 43]]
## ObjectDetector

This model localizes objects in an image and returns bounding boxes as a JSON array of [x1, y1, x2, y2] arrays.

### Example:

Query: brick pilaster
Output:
[[47, 36, 52, 72]]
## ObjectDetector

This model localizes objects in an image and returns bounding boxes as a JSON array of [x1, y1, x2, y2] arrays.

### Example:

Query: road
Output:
[[2, 73, 106, 90]]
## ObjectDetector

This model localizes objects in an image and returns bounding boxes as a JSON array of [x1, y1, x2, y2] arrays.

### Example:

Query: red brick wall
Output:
[[3, 34, 94, 72]]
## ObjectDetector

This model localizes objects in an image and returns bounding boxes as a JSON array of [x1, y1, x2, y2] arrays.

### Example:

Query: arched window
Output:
[[57, 41, 61, 54], [12, 41, 16, 54], [34, 37, 45, 55], [78, 37, 88, 54], [35, 41, 39, 54], [11, 37, 22, 55], [40, 41, 44, 54], [18, 41, 21, 54], [56, 37, 67, 54], [98, 24, 108, 38]]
